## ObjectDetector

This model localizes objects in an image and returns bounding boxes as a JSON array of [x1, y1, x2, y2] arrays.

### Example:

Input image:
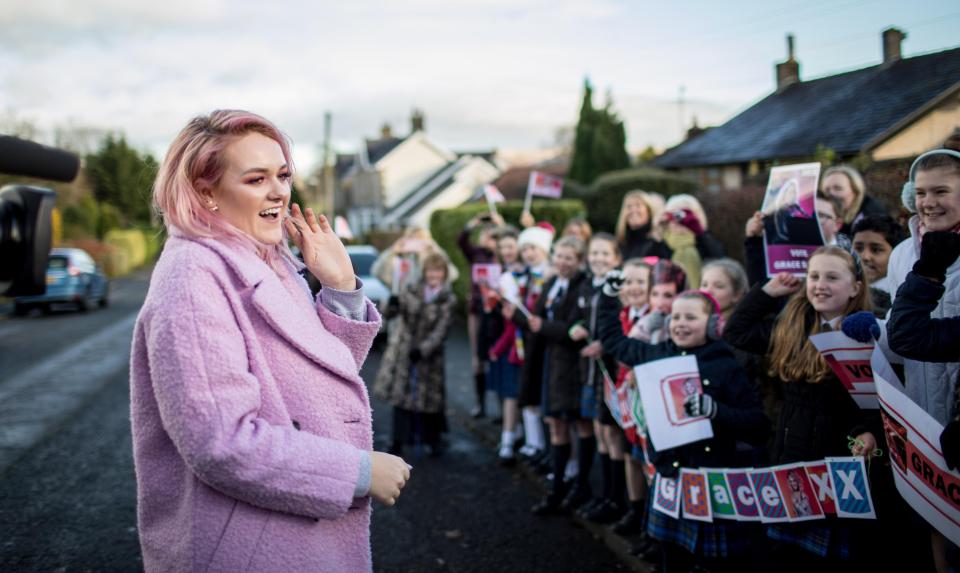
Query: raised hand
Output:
[[745, 211, 763, 238], [602, 269, 625, 297], [285, 204, 355, 291], [914, 231, 960, 283], [761, 272, 802, 298]]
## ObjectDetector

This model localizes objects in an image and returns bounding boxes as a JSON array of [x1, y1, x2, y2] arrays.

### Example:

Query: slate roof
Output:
[[365, 136, 406, 164], [656, 46, 960, 169]]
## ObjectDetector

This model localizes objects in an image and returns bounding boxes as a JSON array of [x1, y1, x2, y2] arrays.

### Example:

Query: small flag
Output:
[[483, 184, 505, 204], [334, 216, 354, 240], [527, 171, 563, 199]]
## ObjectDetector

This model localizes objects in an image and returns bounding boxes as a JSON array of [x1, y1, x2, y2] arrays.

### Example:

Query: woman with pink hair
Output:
[[131, 110, 409, 572]]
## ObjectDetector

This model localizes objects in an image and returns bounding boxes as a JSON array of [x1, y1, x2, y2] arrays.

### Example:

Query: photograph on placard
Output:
[[759, 162, 823, 277], [635, 355, 713, 451], [773, 464, 824, 521]]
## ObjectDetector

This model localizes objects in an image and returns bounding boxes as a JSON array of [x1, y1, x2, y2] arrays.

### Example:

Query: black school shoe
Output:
[[583, 498, 627, 524], [559, 485, 592, 512], [576, 497, 603, 518], [531, 492, 568, 516], [610, 507, 644, 535]]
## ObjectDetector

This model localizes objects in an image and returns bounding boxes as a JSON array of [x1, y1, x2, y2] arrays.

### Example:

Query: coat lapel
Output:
[[188, 236, 361, 385]]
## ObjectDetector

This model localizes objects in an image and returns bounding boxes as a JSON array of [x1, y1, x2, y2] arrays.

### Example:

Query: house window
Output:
[[704, 168, 721, 193]]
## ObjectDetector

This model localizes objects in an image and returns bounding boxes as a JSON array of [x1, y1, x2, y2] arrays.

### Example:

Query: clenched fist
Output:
[[369, 451, 410, 506]]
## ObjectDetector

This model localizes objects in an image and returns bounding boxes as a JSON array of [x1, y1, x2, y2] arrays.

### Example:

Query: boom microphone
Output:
[[0, 135, 80, 182]]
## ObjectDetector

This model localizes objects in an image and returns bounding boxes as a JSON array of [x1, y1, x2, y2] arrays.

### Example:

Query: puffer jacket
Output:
[[881, 216, 960, 425]]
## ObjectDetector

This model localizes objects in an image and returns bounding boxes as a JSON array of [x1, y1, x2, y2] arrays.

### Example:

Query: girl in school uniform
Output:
[[597, 276, 768, 572], [567, 233, 623, 511], [724, 246, 877, 567], [507, 236, 589, 515]]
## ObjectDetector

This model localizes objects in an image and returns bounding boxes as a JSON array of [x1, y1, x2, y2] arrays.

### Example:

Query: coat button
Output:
[[681, 351, 687, 356], [672, 461, 680, 468], [704, 446, 711, 453], [292, 420, 301, 431], [703, 379, 710, 386]]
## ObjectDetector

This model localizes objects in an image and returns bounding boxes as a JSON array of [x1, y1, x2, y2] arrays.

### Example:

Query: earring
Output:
[[207, 201, 219, 212]]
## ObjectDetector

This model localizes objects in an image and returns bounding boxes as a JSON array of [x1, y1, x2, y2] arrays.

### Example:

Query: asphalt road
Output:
[[0, 271, 626, 572]]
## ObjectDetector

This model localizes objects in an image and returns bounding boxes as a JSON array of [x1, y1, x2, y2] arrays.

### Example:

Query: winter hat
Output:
[[518, 225, 555, 256], [667, 208, 705, 236]]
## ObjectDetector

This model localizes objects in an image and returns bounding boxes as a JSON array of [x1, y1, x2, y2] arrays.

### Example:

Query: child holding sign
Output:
[[597, 276, 768, 571], [724, 246, 878, 564]]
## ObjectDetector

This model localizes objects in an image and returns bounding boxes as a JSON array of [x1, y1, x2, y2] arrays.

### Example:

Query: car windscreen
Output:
[[349, 253, 376, 276], [48, 256, 69, 270]]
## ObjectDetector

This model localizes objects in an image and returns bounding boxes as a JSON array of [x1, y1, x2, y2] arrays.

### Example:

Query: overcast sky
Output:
[[1, 0, 958, 171]]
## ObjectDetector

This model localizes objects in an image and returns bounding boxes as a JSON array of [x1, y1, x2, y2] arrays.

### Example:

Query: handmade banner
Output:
[[653, 474, 681, 519], [681, 469, 713, 522], [804, 462, 837, 515], [749, 469, 790, 523], [704, 469, 738, 520], [826, 457, 876, 519], [472, 264, 502, 312], [773, 463, 824, 521], [725, 469, 761, 522], [603, 374, 632, 430], [391, 256, 413, 293], [634, 355, 713, 451], [810, 331, 877, 409], [523, 170, 563, 213], [483, 184, 504, 215], [873, 346, 960, 544], [760, 162, 823, 277], [652, 459, 877, 522], [626, 385, 657, 482], [497, 272, 531, 319]]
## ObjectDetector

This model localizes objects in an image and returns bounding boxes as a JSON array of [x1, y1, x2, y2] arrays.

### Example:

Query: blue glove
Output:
[[841, 311, 880, 342]]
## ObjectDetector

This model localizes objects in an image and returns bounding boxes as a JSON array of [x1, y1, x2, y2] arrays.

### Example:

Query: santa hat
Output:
[[518, 225, 554, 256]]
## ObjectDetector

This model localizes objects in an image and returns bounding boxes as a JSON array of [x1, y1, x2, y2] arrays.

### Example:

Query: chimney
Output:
[[883, 27, 906, 65], [775, 34, 800, 92], [410, 108, 425, 133], [380, 123, 392, 139]]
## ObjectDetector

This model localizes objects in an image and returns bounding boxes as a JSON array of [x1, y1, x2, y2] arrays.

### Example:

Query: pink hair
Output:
[[153, 109, 300, 270]]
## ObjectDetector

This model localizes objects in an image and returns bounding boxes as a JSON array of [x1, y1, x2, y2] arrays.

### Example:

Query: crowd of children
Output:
[[372, 133, 960, 572]]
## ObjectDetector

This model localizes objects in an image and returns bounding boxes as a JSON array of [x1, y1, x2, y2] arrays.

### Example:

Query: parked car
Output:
[[346, 245, 390, 313], [14, 248, 109, 315]]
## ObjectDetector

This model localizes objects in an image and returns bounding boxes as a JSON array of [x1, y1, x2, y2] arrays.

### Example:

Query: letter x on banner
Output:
[[873, 346, 960, 546]]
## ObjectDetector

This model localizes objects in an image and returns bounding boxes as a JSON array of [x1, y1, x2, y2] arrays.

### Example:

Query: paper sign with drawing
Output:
[[634, 355, 714, 451]]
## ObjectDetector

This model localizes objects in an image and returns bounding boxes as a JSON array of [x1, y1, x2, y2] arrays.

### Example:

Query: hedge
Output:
[[429, 199, 586, 306], [568, 167, 700, 234], [63, 227, 164, 278]]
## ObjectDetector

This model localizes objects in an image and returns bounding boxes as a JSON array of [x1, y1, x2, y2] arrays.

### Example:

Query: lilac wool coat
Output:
[[130, 234, 381, 572]]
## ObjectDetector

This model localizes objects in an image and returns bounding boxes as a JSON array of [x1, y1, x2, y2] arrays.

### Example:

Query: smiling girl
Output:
[[597, 276, 767, 571], [725, 246, 876, 564]]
